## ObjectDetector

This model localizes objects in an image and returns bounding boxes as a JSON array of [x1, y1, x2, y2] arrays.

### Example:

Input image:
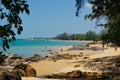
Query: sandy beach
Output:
[[1, 41, 120, 80], [21, 42, 120, 80]]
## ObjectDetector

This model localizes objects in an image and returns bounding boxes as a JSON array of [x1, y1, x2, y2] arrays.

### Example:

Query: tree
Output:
[[54, 31, 100, 41], [69, 34, 82, 40], [75, 0, 120, 46], [85, 31, 97, 40], [55, 32, 70, 40], [0, 0, 30, 50]]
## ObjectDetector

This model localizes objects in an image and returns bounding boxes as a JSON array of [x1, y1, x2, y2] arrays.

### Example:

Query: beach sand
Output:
[[22, 77, 60, 80], [2, 42, 120, 80], [21, 42, 120, 80], [29, 59, 75, 76]]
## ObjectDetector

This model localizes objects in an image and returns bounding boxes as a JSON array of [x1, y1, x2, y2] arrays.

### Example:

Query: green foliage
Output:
[[85, 31, 97, 40], [54, 31, 100, 41], [75, 0, 84, 16], [0, 0, 30, 50], [55, 33, 70, 40], [100, 29, 109, 45], [76, 0, 120, 46], [70, 34, 85, 40]]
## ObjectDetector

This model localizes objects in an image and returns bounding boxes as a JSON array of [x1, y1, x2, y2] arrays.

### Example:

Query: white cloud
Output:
[[86, 2, 93, 8]]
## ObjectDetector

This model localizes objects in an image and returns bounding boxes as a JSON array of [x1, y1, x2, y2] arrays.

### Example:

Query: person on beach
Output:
[[61, 48, 63, 52], [102, 41, 105, 52], [115, 45, 117, 51], [113, 43, 117, 51]]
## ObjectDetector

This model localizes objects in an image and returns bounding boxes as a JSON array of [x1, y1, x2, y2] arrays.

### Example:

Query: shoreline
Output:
[[1, 40, 90, 57], [51, 39, 94, 43], [2, 41, 120, 79], [30, 42, 120, 76]]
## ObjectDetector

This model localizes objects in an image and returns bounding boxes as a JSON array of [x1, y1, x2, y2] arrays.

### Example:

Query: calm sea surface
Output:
[[0, 39, 85, 57]]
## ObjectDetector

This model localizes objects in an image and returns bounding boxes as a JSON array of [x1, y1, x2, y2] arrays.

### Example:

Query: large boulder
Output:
[[12, 63, 36, 77], [0, 71, 21, 80]]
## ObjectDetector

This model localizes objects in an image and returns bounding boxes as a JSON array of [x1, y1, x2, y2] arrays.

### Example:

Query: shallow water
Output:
[[0, 39, 85, 56]]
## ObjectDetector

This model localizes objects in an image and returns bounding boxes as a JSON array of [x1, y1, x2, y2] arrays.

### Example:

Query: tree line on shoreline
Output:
[[54, 30, 103, 42]]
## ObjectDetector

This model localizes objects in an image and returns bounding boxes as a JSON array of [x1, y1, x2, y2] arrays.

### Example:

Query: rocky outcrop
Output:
[[68, 42, 105, 51], [77, 55, 120, 79], [24, 54, 44, 62], [12, 63, 36, 77], [68, 44, 88, 50], [46, 53, 84, 62], [0, 71, 21, 80], [45, 55, 120, 79], [45, 70, 82, 79], [2, 53, 44, 66], [2, 54, 23, 66], [7, 54, 22, 59], [66, 70, 82, 78]]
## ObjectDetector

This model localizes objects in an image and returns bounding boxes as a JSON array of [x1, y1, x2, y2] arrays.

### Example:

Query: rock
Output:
[[66, 70, 82, 78], [113, 75, 120, 80], [115, 62, 120, 67], [8, 54, 22, 59], [74, 64, 80, 68], [9, 61, 22, 67], [12, 63, 36, 77], [24, 54, 44, 62], [45, 73, 66, 79], [46, 53, 78, 61], [83, 57, 89, 59], [0, 71, 21, 80], [90, 47, 102, 51], [45, 70, 82, 79], [83, 43, 90, 47], [3, 53, 23, 66], [68, 44, 87, 50], [4, 58, 22, 67]]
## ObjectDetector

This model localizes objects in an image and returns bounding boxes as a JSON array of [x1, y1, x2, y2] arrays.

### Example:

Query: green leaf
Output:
[[1, 14, 4, 19], [25, 8, 30, 15], [24, 4, 29, 8], [18, 26, 23, 31], [17, 31, 21, 35]]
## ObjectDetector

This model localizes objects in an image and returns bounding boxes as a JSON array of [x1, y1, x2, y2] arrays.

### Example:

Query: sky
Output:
[[18, 0, 102, 38]]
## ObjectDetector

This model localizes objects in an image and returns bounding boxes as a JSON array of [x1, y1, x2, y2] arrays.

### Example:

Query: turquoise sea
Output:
[[0, 39, 85, 57]]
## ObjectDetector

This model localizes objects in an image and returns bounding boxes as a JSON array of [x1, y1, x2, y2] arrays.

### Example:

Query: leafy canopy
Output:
[[76, 0, 120, 45], [0, 0, 30, 50], [54, 31, 99, 41]]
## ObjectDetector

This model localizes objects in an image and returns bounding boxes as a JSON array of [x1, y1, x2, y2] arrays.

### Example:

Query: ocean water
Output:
[[0, 39, 85, 57]]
